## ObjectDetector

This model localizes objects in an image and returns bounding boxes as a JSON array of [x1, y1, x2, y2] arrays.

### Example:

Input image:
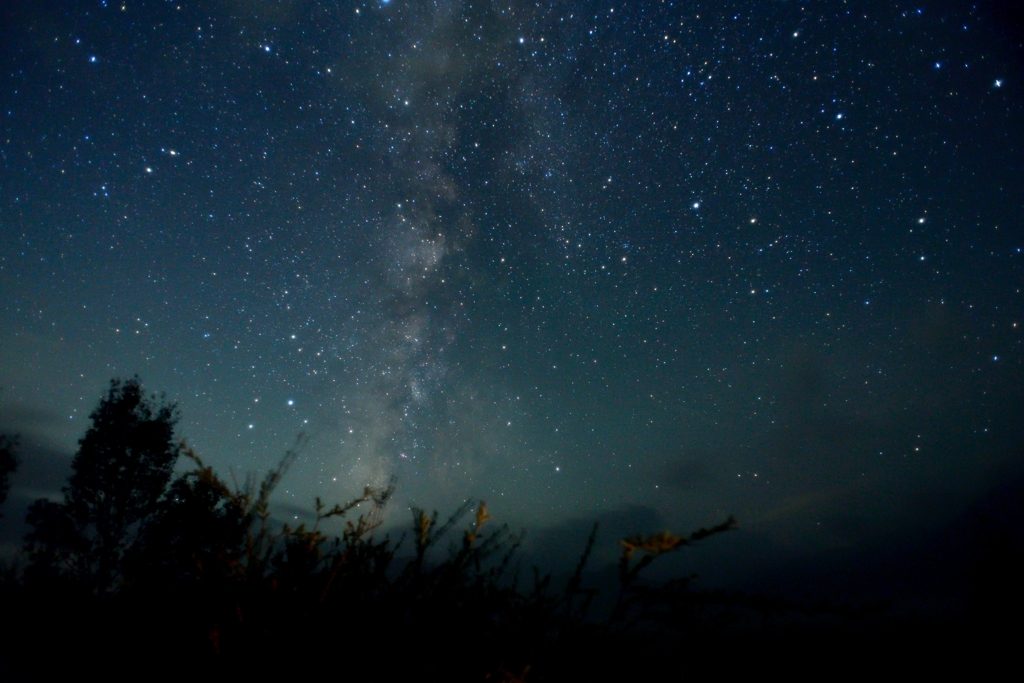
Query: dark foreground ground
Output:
[[0, 590, 1014, 682]]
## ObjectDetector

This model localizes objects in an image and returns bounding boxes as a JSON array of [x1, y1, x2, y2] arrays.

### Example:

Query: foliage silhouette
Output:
[[23, 377, 181, 594], [612, 520, 737, 625], [3, 378, 744, 681]]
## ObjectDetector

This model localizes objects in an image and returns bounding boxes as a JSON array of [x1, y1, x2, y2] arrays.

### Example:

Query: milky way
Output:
[[1, 1, 1023, 583]]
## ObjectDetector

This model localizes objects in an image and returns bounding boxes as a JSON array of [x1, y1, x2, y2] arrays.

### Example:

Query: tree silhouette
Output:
[[24, 377, 181, 594], [0, 433, 17, 519]]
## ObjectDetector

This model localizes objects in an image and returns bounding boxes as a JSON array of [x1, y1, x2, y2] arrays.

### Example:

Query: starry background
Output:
[[2, 0, 1023, 603]]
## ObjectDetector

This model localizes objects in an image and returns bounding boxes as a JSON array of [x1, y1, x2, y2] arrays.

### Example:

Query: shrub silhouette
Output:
[[5, 378, 738, 680]]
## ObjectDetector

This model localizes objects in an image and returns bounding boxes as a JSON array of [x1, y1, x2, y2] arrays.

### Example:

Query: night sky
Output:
[[2, 0, 1023, 601]]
